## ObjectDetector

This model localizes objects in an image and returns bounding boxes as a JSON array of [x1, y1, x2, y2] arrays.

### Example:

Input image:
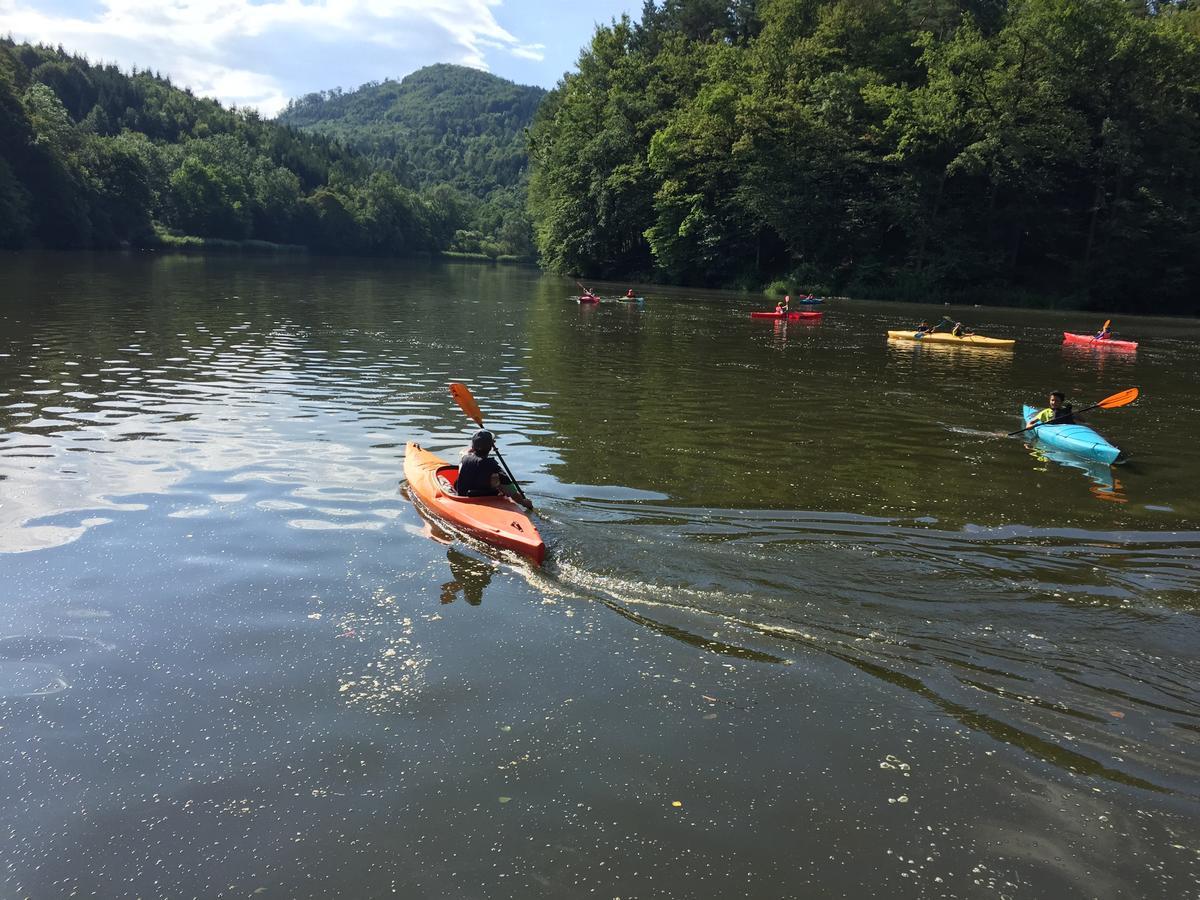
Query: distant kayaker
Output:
[[626, 288, 636, 298], [915, 321, 934, 334], [456, 430, 534, 509], [1028, 391, 1078, 427], [775, 295, 791, 315], [1095, 323, 1113, 340], [951, 321, 974, 337]]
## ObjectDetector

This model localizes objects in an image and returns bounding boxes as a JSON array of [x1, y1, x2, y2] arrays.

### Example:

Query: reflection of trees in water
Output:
[[440, 548, 496, 605]]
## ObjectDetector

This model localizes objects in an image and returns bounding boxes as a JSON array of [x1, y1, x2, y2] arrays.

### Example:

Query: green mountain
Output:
[[0, 39, 489, 255], [278, 64, 546, 201]]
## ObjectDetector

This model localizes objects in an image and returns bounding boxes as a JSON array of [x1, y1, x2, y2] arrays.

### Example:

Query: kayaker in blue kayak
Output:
[[456, 430, 533, 509], [1027, 391, 1079, 427]]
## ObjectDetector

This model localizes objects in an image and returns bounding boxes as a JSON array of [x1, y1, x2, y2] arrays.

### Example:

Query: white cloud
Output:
[[1, 0, 542, 115]]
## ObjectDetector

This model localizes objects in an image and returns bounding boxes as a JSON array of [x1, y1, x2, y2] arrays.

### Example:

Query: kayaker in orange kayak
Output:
[[1027, 391, 1079, 427], [456, 430, 533, 509]]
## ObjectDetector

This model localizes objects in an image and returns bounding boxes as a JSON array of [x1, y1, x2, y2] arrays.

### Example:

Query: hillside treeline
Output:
[[279, 64, 545, 260], [0, 41, 518, 257], [527, 0, 1200, 311]]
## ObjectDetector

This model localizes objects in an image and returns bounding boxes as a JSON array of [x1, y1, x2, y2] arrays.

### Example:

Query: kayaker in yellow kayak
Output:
[[1027, 391, 1080, 427], [951, 321, 974, 337], [457, 430, 534, 509]]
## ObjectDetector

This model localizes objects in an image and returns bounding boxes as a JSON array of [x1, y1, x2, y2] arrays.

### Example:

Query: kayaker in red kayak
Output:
[[456, 430, 533, 509], [1095, 323, 1113, 340], [1027, 391, 1079, 427], [626, 288, 636, 298]]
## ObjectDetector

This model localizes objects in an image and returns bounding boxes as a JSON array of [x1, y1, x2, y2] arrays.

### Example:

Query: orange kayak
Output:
[[403, 442, 545, 565]]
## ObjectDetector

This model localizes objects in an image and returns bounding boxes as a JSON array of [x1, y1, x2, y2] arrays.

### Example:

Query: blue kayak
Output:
[[1021, 405, 1123, 464]]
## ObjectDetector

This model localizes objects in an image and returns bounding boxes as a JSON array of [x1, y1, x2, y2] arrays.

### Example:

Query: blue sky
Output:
[[1, 0, 642, 114]]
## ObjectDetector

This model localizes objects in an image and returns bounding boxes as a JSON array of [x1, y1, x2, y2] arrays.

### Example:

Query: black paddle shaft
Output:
[[491, 444, 529, 502], [1009, 401, 1101, 436]]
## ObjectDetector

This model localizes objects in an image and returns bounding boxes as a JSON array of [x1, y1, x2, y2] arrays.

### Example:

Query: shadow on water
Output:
[[439, 547, 495, 606]]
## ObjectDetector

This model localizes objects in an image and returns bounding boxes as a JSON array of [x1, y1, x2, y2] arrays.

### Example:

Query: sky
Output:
[[0, 0, 642, 115]]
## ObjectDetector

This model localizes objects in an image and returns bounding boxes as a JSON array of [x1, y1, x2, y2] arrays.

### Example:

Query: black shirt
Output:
[[456, 451, 502, 496]]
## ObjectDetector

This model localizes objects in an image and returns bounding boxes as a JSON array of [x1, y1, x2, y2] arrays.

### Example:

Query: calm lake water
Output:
[[1, 251, 1198, 898]]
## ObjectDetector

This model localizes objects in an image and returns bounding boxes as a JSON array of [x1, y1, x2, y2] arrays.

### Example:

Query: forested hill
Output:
[[528, 0, 1200, 313], [278, 65, 545, 201], [0, 41, 532, 258]]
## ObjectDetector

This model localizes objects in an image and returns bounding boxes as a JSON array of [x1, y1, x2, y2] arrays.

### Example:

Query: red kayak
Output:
[[1063, 332, 1138, 351], [750, 311, 823, 320], [579, 295, 600, 304]]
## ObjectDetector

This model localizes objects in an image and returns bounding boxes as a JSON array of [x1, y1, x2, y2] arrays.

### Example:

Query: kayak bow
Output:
[[403, 442, 545, 565]]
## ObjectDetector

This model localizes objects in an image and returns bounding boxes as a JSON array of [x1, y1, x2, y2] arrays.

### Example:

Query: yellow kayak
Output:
[[887, 330, 1015, 348]]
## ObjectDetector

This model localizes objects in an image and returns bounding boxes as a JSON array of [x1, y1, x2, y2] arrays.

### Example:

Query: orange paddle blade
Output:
[[449, 382, 484, 427], [1096, 387, 1138, 409]]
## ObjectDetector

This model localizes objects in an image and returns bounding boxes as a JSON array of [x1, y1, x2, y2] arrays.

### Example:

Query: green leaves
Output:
[[529, 0, 1199, 310]]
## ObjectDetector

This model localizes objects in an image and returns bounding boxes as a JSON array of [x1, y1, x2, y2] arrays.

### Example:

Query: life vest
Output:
[[1035, 404, 1074, 425]]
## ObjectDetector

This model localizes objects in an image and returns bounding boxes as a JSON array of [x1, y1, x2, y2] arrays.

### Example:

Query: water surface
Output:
[[1, 252, 1198, 898]]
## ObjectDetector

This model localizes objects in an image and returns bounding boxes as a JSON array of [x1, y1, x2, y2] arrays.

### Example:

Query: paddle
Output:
[[914, 316, 952, 338], [575, 280, 597, 299], [1008, 387, 1139, 437], [448, 382, 533, 508]]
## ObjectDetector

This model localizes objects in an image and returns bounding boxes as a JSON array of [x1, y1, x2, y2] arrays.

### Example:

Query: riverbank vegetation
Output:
[[528, 0, 1200, 313], [279, 64, 544, 261], [0, 41, 536, 260], [4, 0, 1199, 313]]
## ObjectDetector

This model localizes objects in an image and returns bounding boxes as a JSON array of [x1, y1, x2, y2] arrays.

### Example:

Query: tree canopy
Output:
[[0, 43, 533, 258], [527, 0, 1200, 312]]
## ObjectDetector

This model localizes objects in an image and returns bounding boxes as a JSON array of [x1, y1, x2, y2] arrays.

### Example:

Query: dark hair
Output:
[[1049, 391, 1066, 401], [470, 429, 495, 451]]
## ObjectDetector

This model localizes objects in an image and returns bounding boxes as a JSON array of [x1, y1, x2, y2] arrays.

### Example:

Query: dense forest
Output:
[[0, 41, 531, 258], [5, 0, 1200, 312], [279, 64, 545, 260], [528, 0, 1200, 311]]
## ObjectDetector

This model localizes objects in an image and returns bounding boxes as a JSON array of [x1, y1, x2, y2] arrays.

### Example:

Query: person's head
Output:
[[626, 288, 634, 296], [784, 295, 790, 302], [1048, 391, 1066, 408], [470, 429, 495, 455], [919, 321, 929, 328]]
